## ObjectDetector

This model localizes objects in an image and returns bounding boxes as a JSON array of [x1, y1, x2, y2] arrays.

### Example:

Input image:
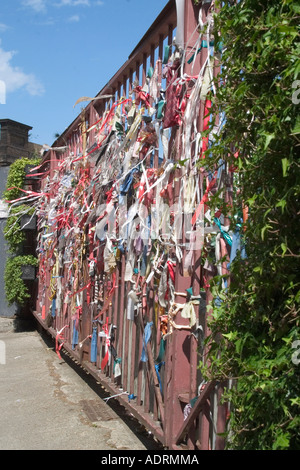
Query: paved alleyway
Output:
[[0, 316, 160, 451]]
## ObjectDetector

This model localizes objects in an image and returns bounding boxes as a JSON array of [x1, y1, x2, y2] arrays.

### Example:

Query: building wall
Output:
[[0, 119, 34, 166]]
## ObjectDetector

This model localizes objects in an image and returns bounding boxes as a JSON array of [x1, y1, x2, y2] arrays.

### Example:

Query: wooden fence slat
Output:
[[175, 381, 216, 445]]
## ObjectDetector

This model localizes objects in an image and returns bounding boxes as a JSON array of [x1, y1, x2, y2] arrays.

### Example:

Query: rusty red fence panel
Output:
[[33, 0, 229, 450]]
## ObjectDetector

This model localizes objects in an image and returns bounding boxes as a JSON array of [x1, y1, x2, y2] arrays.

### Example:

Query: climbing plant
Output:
[[2, 156, 40, 202], [3, 156, 40, 306], [4, 255, 39, 306], [4, 204, 35, 253], [200, 0, 300, 450]]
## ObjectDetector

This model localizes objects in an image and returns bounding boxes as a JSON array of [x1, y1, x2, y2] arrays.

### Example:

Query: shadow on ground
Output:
[[30, 317, 164, 451], [13, 315, 37, 332]]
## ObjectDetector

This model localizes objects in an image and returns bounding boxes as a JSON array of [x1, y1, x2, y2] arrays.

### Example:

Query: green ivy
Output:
[[3, 156, 40, 306], [4, 255, 38, 306], [4, 205, 35, 253], [200, 0, 300, 450], [2, 157, 40, 202]]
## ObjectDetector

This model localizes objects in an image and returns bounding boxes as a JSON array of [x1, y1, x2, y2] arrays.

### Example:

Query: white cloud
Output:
[[36, 17, 56, 26], [72, 0, 90, 4], [67, 14, 80, 22], [55, 0, 91, 6], [22, 0, 103, 12], [0, 44, 44, 96], [0, 23, 10, 33], [22, 0, 47, 13]]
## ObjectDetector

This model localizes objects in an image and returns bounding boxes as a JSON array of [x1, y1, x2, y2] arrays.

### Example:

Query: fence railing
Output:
[[33, 0, 229, 450]]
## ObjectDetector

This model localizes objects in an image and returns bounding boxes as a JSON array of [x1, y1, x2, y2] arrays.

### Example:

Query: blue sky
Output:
[[0, 0, 169, 146]]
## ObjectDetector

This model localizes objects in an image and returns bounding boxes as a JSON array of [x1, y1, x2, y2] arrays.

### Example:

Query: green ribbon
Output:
[[157, 100, 165, 119], [163, 45, 170, 64], [187, 39, 221, 64], [155, 337, 166, 363], [214, 217, 232, 246], [113, 357, 121, 374], [147, 67, 154, 79]]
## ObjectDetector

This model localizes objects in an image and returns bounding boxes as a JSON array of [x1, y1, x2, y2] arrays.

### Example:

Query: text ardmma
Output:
[[144, 454, 200, 464]]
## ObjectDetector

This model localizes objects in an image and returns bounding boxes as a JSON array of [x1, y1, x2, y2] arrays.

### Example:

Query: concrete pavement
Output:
[[0, 316, 161, 451]]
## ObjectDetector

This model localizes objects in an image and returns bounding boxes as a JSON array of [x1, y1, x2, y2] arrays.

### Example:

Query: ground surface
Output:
[[0, 316, 161, 451]]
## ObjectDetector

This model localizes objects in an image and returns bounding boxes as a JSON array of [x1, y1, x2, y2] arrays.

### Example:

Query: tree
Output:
[[201, 0, 300, 450]]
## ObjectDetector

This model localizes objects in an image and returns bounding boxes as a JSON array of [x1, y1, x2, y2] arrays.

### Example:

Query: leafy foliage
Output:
[[200, 0, 300, 450], [4, 205, 35, 253], [2, 157, 40, 202], [4, 255, 38, 306], [3, 156, 40, 306]]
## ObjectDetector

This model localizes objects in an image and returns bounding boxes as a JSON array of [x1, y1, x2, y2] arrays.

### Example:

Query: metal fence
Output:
[[33, 0, 229, 450]]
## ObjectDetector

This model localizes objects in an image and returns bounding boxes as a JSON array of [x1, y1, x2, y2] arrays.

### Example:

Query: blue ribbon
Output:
[[228, 228, 247, 268], [90, 327, 97, 363], [141, 322, 153, 362], [51, 298, 56, 317], [155, 362, 165, 393], [120, 168, 138, 196], [128, 394, 136, 402], [72, 321, 78, 350]]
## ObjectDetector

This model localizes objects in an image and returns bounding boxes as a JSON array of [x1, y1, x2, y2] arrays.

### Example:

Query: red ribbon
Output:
[[200, 99, 212, 159], [167, 260, 176, 283], [94, 275, 117, 320], [191, 170, 218, 226], [134, 86, 151, 108], [5, 187, 46, 204], [71, 281, 93, 298], [55, 325, 69, 359]]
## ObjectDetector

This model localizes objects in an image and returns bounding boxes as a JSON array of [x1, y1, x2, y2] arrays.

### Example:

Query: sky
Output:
[[0, 0, 169, 147]]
